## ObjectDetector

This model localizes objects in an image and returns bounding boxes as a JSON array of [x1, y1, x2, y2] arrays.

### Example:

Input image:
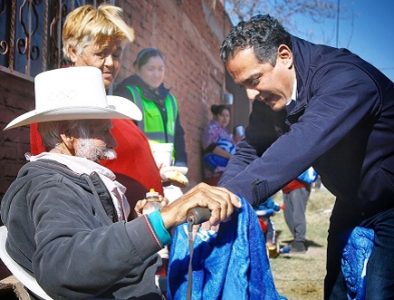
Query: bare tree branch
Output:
[[222, 0, 356, 45]]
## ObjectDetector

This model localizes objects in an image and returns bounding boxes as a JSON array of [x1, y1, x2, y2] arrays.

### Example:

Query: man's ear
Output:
[[277, 44, 293, 69], [60, 133, 74, 151]]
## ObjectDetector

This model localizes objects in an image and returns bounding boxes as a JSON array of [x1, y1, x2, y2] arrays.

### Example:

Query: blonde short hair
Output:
[[62, 4, 134, 61]]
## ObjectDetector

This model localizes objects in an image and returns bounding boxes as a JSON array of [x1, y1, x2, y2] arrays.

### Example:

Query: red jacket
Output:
[[282, 179, 308, 194]]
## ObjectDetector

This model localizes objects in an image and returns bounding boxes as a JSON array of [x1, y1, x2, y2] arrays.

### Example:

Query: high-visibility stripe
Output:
[[125, 85, 144, 132], [125, 85, 178, 144]]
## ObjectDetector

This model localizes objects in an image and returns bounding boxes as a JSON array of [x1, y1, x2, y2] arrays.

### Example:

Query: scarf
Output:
[[26, 152, 130, 221]]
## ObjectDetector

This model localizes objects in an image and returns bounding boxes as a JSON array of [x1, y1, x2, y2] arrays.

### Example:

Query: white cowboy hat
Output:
[[4, 66, 142, 130]]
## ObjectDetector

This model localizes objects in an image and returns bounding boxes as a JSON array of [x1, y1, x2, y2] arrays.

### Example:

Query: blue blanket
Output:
[[167, 197, 285, 300], [341, 226, 374, 300]]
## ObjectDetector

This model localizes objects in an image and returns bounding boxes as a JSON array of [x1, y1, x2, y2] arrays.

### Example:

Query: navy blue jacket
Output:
[[220, 36, 394, 219]]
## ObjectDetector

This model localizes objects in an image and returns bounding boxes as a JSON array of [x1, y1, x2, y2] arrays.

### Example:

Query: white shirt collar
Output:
[[286, 77, 297, 106]]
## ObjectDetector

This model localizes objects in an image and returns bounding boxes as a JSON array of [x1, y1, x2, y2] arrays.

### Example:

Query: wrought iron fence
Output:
[[0, 0, 114, 79]]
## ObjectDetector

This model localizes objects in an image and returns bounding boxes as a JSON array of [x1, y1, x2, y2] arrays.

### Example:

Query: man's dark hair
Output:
[[220, 14, 291, 66]]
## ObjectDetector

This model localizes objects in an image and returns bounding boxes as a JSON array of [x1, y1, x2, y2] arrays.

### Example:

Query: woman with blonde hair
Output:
[[30, 4, 163, 213]]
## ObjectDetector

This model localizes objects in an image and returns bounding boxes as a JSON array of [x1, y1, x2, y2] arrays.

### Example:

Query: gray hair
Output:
[[38, 120, 91, 151]]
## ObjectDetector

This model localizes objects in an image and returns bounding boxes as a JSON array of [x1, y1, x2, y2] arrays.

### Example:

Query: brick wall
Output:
[[0, 70, 34, 198], [117, 0, 233, 186], [0, 0, 235, 197]]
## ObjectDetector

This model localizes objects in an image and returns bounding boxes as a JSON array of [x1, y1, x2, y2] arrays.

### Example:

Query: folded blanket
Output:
[[341, 226, 374, 300], [167, 197, 285, 300]]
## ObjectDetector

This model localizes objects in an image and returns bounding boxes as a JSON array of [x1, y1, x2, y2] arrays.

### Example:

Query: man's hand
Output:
[[159, 182, 241, 229]]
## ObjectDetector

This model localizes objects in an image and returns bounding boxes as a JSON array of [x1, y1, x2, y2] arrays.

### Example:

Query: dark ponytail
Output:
[[211, 104, 230, 116]]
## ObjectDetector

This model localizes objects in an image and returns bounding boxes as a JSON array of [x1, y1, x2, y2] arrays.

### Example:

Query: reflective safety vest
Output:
[[125, 85, 178, 144]]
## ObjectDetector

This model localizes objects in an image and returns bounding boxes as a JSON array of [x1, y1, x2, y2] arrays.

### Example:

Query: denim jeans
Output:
[[325, 202, 394, 300]]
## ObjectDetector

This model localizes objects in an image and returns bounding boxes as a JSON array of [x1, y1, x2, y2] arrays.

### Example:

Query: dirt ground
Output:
[[269, 187, 335, 300]]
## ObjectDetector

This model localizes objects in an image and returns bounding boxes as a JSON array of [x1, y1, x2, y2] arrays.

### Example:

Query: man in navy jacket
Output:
[[219, 15, 394, 299]]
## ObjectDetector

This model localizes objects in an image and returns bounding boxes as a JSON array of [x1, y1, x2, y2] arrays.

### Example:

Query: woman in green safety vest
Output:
[[115, 48, 187, 167]]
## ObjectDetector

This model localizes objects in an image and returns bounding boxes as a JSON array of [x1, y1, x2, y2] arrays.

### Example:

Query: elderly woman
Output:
[[2, 67, 240, 299], [30, 4, 162, 213]]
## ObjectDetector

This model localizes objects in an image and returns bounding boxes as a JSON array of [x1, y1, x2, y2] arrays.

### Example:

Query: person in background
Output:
[[254, 196, 281, 253], [114, 48, 187, 168], [2, 66, 240, 300], [201, 104, 235, 186], [219, 14, 394, 299], [282, 167, 317, 253], [29, 4, 163, 213]]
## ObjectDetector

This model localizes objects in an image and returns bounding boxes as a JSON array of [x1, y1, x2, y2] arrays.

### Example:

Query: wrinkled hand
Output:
[[160, 182, 241, 229], [134, 195, 169, 216]]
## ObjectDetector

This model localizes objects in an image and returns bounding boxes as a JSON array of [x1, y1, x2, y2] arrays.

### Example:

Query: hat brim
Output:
[[4, 96, 142, 130]]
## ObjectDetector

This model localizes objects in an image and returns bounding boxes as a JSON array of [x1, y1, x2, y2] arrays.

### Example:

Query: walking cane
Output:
[[186, 208, 211, 300]]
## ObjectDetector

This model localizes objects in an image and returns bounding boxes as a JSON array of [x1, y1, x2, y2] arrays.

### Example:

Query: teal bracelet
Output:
[[147, 209, 172, 246]]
